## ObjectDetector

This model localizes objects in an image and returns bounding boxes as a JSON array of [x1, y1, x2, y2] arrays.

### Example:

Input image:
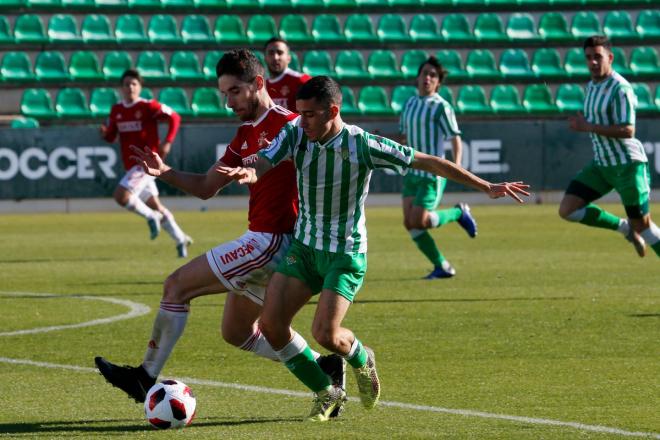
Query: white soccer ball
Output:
[[144, 380, 197, 429]]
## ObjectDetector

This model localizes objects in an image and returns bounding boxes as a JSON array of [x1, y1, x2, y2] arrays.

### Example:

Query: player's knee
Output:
[[311, 326, 340, 351], [220, 325, 244, 348], [162, 270, 184, 303], [558, 204, 573, 221]]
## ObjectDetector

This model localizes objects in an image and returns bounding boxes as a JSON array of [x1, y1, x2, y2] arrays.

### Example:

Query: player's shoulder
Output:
[[610, 71, 633, 91]]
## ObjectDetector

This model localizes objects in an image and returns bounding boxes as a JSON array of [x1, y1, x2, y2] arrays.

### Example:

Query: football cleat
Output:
[[176, 235, 194, 258], [317, 354, 346, 418], [353, 346, 380, 410], [424, 262, 456, 279], [147, 215, 161, 240], [625, 228, 646, 257], [94, 356, 155, 403], [456, 203, 477, 238], [305, 385, 347, 422]]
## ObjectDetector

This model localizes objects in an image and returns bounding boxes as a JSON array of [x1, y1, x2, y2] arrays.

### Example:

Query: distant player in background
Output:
[[559, 36, 660, 258], [100, 69, 192, 258], [264, 37, 310, 111], [399, 56, 477, 279]]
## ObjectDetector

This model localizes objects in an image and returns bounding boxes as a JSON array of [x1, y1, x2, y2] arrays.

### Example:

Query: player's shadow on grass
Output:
[[628, 313, 660, 318], [0, 257, 115, 264], [308, 296, 574, 305]]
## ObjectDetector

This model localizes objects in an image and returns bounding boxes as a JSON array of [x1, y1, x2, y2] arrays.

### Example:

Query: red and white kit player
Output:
[[94, 51, 345, 407], [101, 69, 192, 257], [264, 37, 310, 111]]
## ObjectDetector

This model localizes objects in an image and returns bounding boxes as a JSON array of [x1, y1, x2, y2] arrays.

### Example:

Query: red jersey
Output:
[[220, 106, 299, 234], [266, 68, 311, 112], [103, 98, 181, 170]]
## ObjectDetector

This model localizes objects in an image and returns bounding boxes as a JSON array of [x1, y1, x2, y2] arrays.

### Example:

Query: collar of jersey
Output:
[[314, 124, 346, 149], [243, 105, 277, 127], [121, 98, 146, 108], [268, 68, 291, 84]]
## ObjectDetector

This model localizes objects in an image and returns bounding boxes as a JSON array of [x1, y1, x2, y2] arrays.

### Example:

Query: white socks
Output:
[[160, 208, 187, 244], [640, 222, 660, 246], [142, 302, 189, 378], [243, 330, 320, 362], [125, 194, 157, 220]]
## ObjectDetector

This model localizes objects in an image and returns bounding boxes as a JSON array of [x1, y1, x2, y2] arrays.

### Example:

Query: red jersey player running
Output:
[[264, 37, 310, 111], [94, 51, 345, 415], [100, 69, 192, 257]]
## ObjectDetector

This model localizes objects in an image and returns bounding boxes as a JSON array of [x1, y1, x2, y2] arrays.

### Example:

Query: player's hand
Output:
[[487, 182, 530, 203], [215, 166, 257, 185], [568, 112, 592, 133], [129, 145, 168, 177], [99, 124, 107, 138]]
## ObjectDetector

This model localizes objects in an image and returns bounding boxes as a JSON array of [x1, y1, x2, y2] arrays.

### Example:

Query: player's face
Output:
[[218, 74, 260, 121], [584, 46, 613, 81], [296, 98, 339, 143], [416, 64, 440, 96], [265, 42, 291, 77], [121, 77, 142, 103]]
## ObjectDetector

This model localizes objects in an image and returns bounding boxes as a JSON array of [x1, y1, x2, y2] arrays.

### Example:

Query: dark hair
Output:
[[215, 49, 265, 82], [264, 37, 290, 50], [583, 35, 611, 51], [417, 56, 448, 83], [120, 69, 143, 85], [296, 75, 342, 107]]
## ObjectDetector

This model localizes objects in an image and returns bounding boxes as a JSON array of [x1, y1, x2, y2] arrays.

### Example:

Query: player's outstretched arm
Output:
[[412, 151, 530, 203], [215, 156, 275, 185]]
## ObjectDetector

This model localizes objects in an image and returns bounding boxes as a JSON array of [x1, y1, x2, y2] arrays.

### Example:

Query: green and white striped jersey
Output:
[[584, 71, 647, 166], [399, 92, 461, 180], [260, 118, 415, 254]]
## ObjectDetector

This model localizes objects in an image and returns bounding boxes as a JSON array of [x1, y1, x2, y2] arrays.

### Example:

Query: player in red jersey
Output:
[[101, 69, 192, 257], [94, 50, 345, 411], [264, 37, 311, 111]]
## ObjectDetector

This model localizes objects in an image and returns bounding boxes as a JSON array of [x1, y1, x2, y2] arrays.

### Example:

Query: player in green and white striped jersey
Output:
[[559, 36, 660, 258], [218, 76, 530, 422], [399, 56, 478, 279]]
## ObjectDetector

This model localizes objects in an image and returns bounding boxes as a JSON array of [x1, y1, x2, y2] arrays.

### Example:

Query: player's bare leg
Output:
[[631, 214, 659, 257], [145, 195, 192, 257]]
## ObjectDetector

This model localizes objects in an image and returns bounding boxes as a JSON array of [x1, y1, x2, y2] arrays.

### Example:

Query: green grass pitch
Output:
[[0, 204, 658, 439]]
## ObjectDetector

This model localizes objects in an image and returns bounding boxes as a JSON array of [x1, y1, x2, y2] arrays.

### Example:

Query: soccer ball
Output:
[[144, 380, 196, 429]]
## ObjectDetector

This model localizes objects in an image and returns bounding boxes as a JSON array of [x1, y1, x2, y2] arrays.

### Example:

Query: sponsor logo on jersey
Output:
[[220, 242, 256, 265], [286, 255, 296, 265], [280, 85, 290, 97], [242, 153, 259, 165], [241, 141, 248, 150], [117, 121, 142, 132], [257, 131, 269, 147]]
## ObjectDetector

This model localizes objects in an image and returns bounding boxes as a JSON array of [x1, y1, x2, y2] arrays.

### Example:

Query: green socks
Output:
[[277, 333, 331, 393], [430, 207, 462, 228], [411, 229, 445, 267], [345, 338, 368, 369], [579, 204, 621, 231]]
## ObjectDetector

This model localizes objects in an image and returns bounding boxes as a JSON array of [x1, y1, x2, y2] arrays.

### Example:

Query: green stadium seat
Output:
[[170, 51, 203, 81], [194, 0, 228, 9], [474, 13, 507, 43], [490, 84, 524, 114], [90, 87, 120, 117], [128, 0, 161, 8], [343, 14, 377, 44], [96, 0, 128, 9], [655, 85, 660, 110], [0, 16, 12, 44], [148, 15, 181, 44], [456, 85, 490, 114], [62, 0, 96, 7], [302, 50, 333, 76], [161, 0, 194, 8], [555, 83, 584, 113], [367, 50, 400, 80], [140, 87, 153, 99], [56, 88, 90, 118], [400, 50, 428, 79], [632, 82, 654, 113], [14, 14, 47, 44], [603, 11, 637, 42], [391, 85, 416, 114], [377, 14, 409, 43], [538, 12, 572, 42], [570, 11, 601, 40], [69, 51, 103, 81], [341, 86, 360, 116], [11, 117, 40, 129], [181, 15, 213, 44], [21, 89, 56, 119], [81, 14, 114, 44], [356, 0, 388, 8], [192, 87, 227, 117], [293, 0, 325, 8], [35, 51, 69, 82], [629, 46, 659, 77], [636, 10, 660, 39], [439, 86, 453, 106], [531, 48, 565, 79], [226, 0, 261, 9], [312, 14, 345, 44], [611, 46, 632, 76], [159, 87, 192, 116], [334, 50, 369, 80], [358, 86, 393, 115], [258, 0, 291, 9], [247, 15, 277, 44], [440, 14, 472, 43], [1, 52, 34, 83], [465, 49, 500, 80], [409, 14, 440, 43], [290, 51, 300, 71], [523, 84, 557, 113], [115, 14, 148, 44], [422, 0, 451, 5], [103, 51, 132, 80], [28, 0, 62, 7], [506, 13, 538, 42], [564, 48, 589, 78], [435, 49, 466, 81], [0, 0, 26, 9], [279, 14, 312, 45], [499, 49, 532, 79], [214, 15, 247, 44], [486, 0, 523, 6], [48, 14, 80, 44], [203, 50, 223, 79], [136, 51, 169, 81]]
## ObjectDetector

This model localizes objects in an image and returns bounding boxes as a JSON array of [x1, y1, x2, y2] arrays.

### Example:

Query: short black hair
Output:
[[296, 75, 342, 108], [216, 49, 265, 82], [417, 56, 448, 83], [120, 69, 143, 85], [264, 37, 289, 50], [583, 35, 611, 52]]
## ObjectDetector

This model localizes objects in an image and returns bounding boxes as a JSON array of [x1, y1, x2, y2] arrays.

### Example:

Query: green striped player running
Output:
[[399, 56, 478, 279], [218, 76, 530, 422], [560, 36, 660, 258]]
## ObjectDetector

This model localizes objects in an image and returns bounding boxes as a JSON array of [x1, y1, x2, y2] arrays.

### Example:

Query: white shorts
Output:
[[119, 165, 159, 202], [206, 231, 292, 305]]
